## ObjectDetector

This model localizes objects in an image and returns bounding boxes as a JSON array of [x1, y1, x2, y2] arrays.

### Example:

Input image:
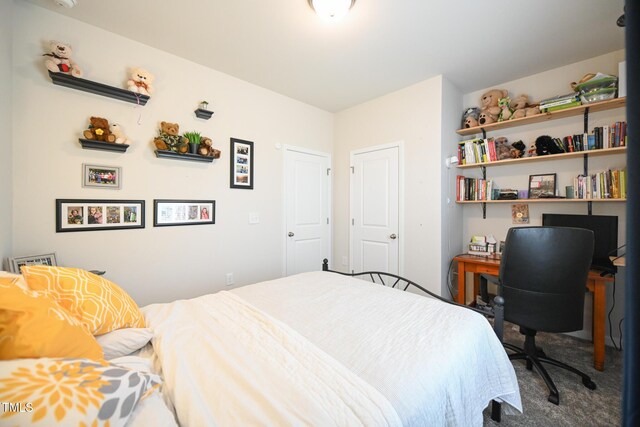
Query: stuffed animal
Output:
[[83, 116, 115, 143], [153, 121, 188, 153], [494, 137, 513, 160], [43, 41, 82, 77], [479, 89, 508, 117], [524, 105, 541, 117], [535, 135, 564, 155], [461, 107, 480, 129], [127, 67, 155, 96], [509, 94, 529, 119], [198, 137, 221, 158], [511, 140, 526, 158], [478, 110, 498, 126], [498, 97, 514, 121], [110, 123, 132, 145]]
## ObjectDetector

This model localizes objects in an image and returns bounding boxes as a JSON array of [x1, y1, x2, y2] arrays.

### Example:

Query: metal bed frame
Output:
[[321, 259, 505, 422]]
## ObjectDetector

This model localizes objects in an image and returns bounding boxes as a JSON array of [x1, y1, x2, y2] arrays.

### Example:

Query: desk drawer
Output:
[[467, 265, 499, 275]]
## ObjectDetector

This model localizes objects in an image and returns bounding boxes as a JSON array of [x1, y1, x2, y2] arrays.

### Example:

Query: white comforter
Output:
[[144, 271, 521, 426]]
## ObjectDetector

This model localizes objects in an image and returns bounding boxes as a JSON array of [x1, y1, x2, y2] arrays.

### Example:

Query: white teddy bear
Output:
[[110, 123, 132, 145], [43, 40, 83, 77], [127, 67, 155, 96]]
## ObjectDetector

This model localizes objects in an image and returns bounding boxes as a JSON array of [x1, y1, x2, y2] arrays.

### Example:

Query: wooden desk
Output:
[[454, 254, 614, 371]]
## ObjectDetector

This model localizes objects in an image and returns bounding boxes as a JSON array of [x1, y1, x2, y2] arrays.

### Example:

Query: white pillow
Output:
[[97, 328, 153, 359]]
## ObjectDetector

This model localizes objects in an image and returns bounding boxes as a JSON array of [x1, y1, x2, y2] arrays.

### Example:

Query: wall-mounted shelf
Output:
[[79, 138, 129, 152], [194, 108, 214, 120], [456, 97, 626, 136], [154, 150, 214, 163], [457, 198, 626, 204], [49, 71, 150, 106], [457, 146, 626, 169]]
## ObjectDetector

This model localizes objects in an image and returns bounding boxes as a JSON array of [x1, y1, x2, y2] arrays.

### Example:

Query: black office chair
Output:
[[500, 226, 596, 405]]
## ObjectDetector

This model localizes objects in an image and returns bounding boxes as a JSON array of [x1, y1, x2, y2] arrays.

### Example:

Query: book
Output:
[[540, 92, 579, 105], [545, 100, 582, 112], [540, 97, 581, 110]]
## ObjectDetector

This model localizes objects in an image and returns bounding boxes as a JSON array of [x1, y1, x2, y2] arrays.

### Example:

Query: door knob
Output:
[[288, 232, 295, 237], [389, 234, 397, 239]]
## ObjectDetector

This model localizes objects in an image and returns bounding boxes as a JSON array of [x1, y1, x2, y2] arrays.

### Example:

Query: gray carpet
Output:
[[483, 324, 622, 426]]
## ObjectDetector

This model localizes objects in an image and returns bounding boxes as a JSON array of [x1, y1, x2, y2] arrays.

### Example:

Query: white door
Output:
[[351, 144, 400, 274], [285, 147, 331, 276]]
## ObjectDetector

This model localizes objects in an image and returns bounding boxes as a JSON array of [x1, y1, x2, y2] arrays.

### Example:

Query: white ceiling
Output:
[[26, 0, 625, 112]]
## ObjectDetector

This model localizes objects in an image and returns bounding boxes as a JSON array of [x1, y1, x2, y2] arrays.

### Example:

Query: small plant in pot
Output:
[[199, 101, 209, 111], [183, 131, 202, 155]]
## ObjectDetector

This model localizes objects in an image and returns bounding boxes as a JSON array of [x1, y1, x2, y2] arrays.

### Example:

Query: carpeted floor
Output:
[[483, 323, 623, 426]]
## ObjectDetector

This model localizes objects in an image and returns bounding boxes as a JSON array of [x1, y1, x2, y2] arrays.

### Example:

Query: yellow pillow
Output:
[[0, 282, 103, 360], [21, 266, 145, 335], [0, 271, 29, 290]]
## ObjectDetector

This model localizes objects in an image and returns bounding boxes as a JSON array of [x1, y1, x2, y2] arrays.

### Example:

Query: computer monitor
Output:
[[542, 213, 618, 273]]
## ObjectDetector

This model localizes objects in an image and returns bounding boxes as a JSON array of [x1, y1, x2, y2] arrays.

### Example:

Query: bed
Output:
[[0, 263, 521, 426]]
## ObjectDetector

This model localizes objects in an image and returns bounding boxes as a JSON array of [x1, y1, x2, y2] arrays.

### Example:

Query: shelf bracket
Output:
[[482, 202, 486, 219], [481, 128, 487, 139], [481, 165, 486, 180], [583, 106, 590, 133]]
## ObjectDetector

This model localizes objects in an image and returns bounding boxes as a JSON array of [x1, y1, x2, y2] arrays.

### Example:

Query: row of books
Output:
[[456, 176, 494, 201], [457, 138, 496, 165], [573, 169, 627, 199], [456, 121, 627, 165], [539, 92, 581, 112]]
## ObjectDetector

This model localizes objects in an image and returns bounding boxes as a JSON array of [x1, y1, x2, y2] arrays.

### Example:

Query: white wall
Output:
[[0, 0, 13, 263], [12, 2, 333, 305], [333, 76, 446, 295], [460, 50, 626, 344]]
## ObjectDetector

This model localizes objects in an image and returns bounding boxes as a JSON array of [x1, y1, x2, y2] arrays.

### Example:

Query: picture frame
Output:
[[153, 199, 216, 227], [7, 253, 58, 273], [527, 173, 557, 199], [230, 138, 254, 189], [56, 199, 145, 232], [82, 164, 122, 189]]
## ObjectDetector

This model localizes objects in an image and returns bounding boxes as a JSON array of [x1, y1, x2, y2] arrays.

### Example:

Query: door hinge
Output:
[[351, 218, 354, 226], [350, 166, 354, 174], [327, 168, 331, 175], [326, 218, 329, 225]]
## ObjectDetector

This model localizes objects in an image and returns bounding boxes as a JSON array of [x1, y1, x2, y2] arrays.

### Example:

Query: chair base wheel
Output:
[[582, 378, 597, 390], [548, 393, 559, 405]]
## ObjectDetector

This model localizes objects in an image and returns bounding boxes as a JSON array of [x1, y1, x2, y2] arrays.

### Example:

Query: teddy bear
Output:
[[509, 94, 529, 119], [127, 67, 155, 96], [478, 110, 498, 126], [154, 121, 188, 153], [110, 123, 132, 145], [480, 89, 508, 117], [494, 137, 513, 160], [498, 97, 514, 121], [83, 116, 115, 143], [524, 105, 541, 117], [461, 107, 480, 129], [43, 40, 82, 77], [198, 137, 221, 158]]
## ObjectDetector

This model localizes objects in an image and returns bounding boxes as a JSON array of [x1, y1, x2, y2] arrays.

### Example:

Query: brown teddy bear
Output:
[[478, 110, 498, 126], [153, 121, 188, 153], [83, 116, 115, 142], [509, 94, 529, 119], [480, 89, 508, 117], [198, 137, 221, 158]]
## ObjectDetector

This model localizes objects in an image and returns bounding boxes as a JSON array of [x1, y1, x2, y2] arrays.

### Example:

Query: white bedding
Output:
[[144, 271, 521, 426]]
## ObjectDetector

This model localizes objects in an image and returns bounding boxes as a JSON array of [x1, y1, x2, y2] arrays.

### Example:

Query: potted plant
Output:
[[183, 131, 202, 155], [199, 101, 209, 111]]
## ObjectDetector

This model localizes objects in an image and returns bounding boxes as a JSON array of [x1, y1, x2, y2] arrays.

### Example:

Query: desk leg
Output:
[[457, 261, 466, 305], [592, 279, 606, 371]]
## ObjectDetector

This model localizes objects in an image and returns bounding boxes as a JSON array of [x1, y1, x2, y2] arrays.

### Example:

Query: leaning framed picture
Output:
[[82, 164, 122, 189], [7, 253, 58, 273], [153, 199, 216, 227], [56, 199, 145, 232], [528, 173, 557, 199], [230, 138, 254, 189]]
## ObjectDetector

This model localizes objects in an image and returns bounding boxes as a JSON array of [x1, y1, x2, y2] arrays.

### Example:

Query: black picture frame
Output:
[[528, 173, 557, 199], [153, 199, 216, 227], [56, 199, 145, 232], [230, 138, 254, 189]]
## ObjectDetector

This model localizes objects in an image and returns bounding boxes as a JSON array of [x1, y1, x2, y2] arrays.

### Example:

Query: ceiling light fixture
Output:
[[308, 0, 356, 20], [54, 0, 77, 8]]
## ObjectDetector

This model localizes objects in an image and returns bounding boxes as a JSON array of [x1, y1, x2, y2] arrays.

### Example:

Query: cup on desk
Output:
[[566, 186, 574, 199]]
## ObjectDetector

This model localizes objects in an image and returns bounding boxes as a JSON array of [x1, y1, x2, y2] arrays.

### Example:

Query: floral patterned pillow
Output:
[[0, 358, 161, 427]]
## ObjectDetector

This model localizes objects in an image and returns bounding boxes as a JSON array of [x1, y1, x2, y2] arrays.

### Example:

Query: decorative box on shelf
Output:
[[79, 138, 129, 153]]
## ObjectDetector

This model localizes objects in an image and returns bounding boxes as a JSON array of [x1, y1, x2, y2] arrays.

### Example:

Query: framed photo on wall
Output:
[[56, 199, 145, 232], [230, 138, 254, 189], [7, 253, 58, 273], [82, 164, 122, 189], [153, 199, 216, 227], [528, 173, 557, 199]]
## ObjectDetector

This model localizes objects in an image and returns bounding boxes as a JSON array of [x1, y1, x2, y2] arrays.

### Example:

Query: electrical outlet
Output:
[[225, 273, 234, 286], [248, 212, 260, 224]]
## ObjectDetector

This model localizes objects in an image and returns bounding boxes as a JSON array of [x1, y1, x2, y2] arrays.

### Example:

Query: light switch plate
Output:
[[248, 212, 260, 224]]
